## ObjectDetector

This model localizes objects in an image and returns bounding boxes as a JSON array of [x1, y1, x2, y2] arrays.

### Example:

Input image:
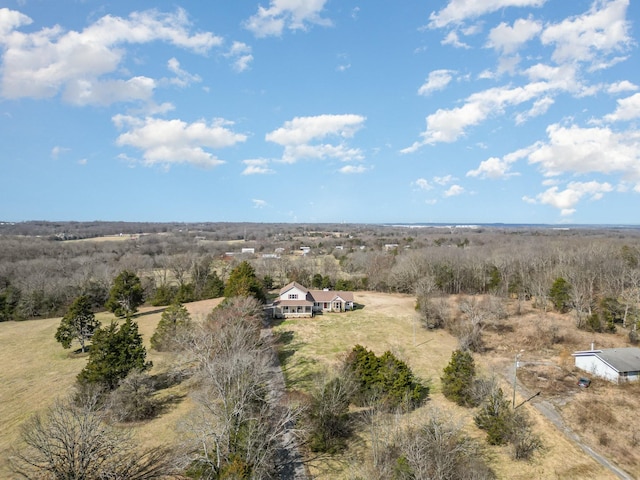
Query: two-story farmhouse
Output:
[[271, 281, 354, 318]]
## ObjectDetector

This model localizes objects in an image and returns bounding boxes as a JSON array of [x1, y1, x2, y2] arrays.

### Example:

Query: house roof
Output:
[[279, 281, 309, 295], [573, 347, 640, 373], [309, 289, 354, 302]]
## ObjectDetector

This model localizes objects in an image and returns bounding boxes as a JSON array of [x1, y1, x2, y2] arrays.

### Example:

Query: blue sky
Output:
[[1, 0, 639, 224]]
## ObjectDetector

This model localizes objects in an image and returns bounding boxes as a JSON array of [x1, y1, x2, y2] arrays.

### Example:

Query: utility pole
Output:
[[512, 351, 522, 409]]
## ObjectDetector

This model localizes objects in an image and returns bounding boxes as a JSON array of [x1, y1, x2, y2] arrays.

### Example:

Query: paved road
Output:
[[508, 363, 633, 480]]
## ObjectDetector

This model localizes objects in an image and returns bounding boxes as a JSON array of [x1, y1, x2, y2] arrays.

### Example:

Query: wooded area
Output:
[[1, 222, 639, 329]]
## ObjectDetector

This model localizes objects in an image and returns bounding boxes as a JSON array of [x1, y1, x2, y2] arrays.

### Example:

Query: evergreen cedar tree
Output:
[[474, 387, 514, 445], [346, 344, 428, 411], [223, 261, 266, 303], [549, 277, 572, 313], [55, 295, 100, 353], [150, 302, 192, 351], [77, 317, 151, 390], [105, 270, 145, 317], [441, 349, 476, 407]]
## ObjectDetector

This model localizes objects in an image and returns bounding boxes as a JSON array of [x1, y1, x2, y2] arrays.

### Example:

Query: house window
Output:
[[288, 293, 298, 299]]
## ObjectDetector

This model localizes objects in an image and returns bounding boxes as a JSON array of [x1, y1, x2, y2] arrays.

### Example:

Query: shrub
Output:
[[107, 371, 158, 422], [150, 285, 177, 306], [346, 345, 428, 411], [398, 413, 495, 480], [474, 388, 513, 445], [441, 350, 477, 407]]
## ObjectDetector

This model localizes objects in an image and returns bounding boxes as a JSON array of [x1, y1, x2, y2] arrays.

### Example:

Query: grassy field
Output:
[[0, 299, 221, 479], [272, 292, 618, 480], [0, 293, 622, 479]]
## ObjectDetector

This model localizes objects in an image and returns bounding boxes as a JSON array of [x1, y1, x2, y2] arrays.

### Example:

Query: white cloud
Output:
[[444, 184, 465, 197], [224, 41, 253, 72], [467, 156, 517, 179], [527, 181, 613, 215], [252, 199, 267, 208], [414, 178, 432, 190], [429, 0, 547, 29], [267, 114, 364, 145], [244, 0, 331, 38], [434, 174, 455, 185], [50, 145, 69, 159], [515, 96, 554, 124], [607, 80, 638, 93], [242, 158, 274, 175], [266, 114, 365, 163], [418, 69, 455, 96], [64, 76, 157, 106], [441, 31, 469, 49], [487, 17, 542, 54], [339, 165, 367, 174], [540, 0, 631, 67], [403, 81, 555, 151], [113, 116, 247, 168], [167, 58, 202, 87], [0, 7, 31, 35], [527, 124, 640, 184], [604, 93, 640, 122], [467, 145, 532, 179], [0, 8, 221, 104]]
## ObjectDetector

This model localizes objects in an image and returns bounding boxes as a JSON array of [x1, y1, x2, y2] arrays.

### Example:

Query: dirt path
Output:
[[508, 363, 633, 480]]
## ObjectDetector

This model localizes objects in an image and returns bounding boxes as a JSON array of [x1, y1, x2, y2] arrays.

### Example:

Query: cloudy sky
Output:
[[1, 0, 639, 224]]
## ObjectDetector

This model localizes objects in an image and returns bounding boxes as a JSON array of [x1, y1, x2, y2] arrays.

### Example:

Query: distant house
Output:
[[271, 281, 354, 318], [572, 347, 640, 383]]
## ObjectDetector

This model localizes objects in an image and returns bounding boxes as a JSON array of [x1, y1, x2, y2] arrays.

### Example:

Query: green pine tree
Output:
[[105, 270, 145, 317], [224, 261, 265, 302], [77, 318, 151, 390], [441, 349, 476, 406], [150, 302, 192, 351], [346, 344, 428, 410], [549, 277, 572, 313], [55, 295, 100, 353], [474, 387, 514, 445]]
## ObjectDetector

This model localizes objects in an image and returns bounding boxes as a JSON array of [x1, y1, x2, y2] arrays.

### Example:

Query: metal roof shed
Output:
[[572, 347, 640, 384]]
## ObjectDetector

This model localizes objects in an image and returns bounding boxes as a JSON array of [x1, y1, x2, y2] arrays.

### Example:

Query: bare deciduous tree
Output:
[[11, 396, 179, 479], [183, 297, 302, 479], [399, 412, 494, 480]]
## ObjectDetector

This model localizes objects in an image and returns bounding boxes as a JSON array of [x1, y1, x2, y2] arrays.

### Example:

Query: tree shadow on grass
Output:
[[134, 308, 167, 318], [274, 330, 307, 366]]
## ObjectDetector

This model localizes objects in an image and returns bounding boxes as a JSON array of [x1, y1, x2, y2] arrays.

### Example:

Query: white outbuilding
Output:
[[572, 347, 640, 384]]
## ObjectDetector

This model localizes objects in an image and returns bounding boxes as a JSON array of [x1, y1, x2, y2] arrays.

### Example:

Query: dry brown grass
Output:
[[0, 298, 222, 478], [0, 293, 631, 479], [274, 292, 617, 479], [561, 381, 640, 474]]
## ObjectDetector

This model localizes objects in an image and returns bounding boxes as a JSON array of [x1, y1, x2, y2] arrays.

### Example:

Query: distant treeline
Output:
[[1, 222, 640, 326]]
